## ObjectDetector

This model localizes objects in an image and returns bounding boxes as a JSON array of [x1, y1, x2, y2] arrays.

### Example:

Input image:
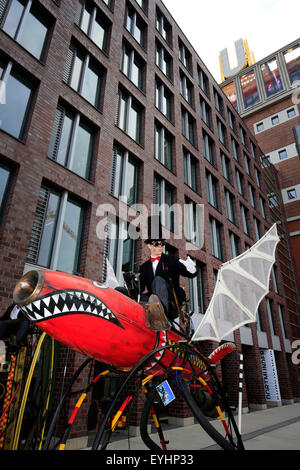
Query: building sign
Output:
[[260, 349, 281, 402], [219, 38, 255, 81]]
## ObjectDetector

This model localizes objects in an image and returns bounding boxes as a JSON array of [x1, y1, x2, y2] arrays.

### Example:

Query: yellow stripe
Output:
[[152, 412, 159, 428], [76, 393, 87, 409], [59, 444, 66, 450], [111, 411, 122, 431], [142, 375, 153, 392], [142, 375, 153, 386], [100, 370, 110, 376], [216, 406, 225, 421]]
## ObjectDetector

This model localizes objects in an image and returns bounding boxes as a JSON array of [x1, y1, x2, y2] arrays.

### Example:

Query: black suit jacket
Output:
[[139, 253, 197, 302]]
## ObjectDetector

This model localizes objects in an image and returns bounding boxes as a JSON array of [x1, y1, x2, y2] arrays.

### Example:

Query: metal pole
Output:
[[238, 352, 243, 434]]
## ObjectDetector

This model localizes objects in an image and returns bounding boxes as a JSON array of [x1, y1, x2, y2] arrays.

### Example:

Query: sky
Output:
[[162, 0, 300, 83]]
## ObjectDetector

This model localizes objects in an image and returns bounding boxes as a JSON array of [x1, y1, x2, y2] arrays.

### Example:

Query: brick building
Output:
[[0, 0, 300, 448], [220, 38, 300, 321]]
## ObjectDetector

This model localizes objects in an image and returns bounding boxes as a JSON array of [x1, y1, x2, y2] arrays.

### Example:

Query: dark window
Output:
[[1, 0, 52, 61], [116, 88, 143, 144], [179, 38, 192, 74], [48, 104, 95, 180], [0, 63, 34, 140], [155, 78, 173, 121], [0, 163, 11, 219], [156, 7, 172, 46], [27, 185, 85, 274], [182, 107, 195, 145], [75, 0, 111, 53], [122, 40, 145, 90], [198, 65, 209, 96], [155, 121, 173, 171], [63, 41, 105, 108], [183, 149, 198, 192], [125, 3, 147, 48], [111, 145, 139, 206]]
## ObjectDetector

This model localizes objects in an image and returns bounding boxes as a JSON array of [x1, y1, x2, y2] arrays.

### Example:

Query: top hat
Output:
[[144, 215, 165, 244]]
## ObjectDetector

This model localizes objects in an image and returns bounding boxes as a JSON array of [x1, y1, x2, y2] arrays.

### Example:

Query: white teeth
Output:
[[43, 296, 51, 307], [62, 304, 70, 314], [53, 305, 62, 315], [23, 289, 118, 326]]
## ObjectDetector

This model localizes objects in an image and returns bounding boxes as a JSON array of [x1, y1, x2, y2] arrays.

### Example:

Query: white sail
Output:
[[191, 223, 280, 342]]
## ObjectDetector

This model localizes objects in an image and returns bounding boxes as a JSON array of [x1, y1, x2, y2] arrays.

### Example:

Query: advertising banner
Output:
[[260, 349, 281, 402]]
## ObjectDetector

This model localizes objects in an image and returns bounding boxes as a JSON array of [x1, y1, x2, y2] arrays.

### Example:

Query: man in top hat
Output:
[[139, 215, 197, 331]]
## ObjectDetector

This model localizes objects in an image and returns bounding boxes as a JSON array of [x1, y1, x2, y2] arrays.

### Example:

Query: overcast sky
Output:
[[162, 0, 300, 83]]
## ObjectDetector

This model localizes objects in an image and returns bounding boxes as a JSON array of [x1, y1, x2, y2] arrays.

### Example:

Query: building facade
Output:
[[220, 38, 300, 299], [1, 0, 300, 447]]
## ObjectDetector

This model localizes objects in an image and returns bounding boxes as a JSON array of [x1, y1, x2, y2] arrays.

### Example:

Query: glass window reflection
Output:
[[261, 58, 283, 97], [57, 198, 84, 274], [240, 70, 260, 109], [37, 191, 60, 267], [72, 122, 93, 179], [18, 9, 48, 60], [284, 45, 300, 84], [0, 69, 33, 139], [0, 164, 11, 214], [2, 0, 49, 60], [222, 81, 238, 110], [2, 0, 25, 38]]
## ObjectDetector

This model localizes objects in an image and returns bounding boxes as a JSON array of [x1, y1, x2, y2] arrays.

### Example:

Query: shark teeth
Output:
[[22, 289, 123, 328], [145, 331, 167, 371]]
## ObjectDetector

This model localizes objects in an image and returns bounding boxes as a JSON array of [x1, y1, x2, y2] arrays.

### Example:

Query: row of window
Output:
[[0, 44, 265, 219], [0, 0, 257, 156], [0, 54, 267, 231], [0, 162, 286, 337], [223, 44, 300, 112], [111, 139, 267, 231], [256, 107, 297, 133], [0, 160, 283, 332], [0, 156, 268, 279], [0, 21, 257, 172]]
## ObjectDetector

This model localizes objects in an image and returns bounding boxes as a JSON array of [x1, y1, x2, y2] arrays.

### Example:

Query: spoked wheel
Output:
[[139, 345, 244, 451], [140, 380, 238, 451], [91, 341, 244, 451]]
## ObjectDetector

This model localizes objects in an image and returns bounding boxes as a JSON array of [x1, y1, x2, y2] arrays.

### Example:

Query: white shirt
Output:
[[152, 259, 160, 274]]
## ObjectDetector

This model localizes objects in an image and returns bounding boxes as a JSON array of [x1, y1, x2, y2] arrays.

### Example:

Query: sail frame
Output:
[[191, 223, 280, 342]]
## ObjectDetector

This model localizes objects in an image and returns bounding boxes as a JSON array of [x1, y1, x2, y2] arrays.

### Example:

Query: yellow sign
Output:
[[219, 38, 255, 81]]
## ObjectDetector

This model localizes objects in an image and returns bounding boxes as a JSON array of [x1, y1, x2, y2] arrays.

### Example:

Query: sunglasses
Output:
[[150, 241, 165, 247]]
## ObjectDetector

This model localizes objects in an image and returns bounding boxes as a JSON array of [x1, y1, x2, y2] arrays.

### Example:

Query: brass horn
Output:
[[13, 270, 45, 306]]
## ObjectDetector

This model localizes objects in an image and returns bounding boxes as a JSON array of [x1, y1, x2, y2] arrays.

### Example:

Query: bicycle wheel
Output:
[[140, 380, 237, 451], [140, 386, 168, 451], [179, 379, 237, 450]]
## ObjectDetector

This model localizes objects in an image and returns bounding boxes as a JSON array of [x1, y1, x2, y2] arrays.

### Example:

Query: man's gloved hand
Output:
[[179, 256, 196, 274]]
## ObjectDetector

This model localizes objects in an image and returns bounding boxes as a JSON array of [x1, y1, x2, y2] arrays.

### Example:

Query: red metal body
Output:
[[18, 270, 199, 374]]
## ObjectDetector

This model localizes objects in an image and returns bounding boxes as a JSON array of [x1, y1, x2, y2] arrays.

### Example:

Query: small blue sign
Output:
[[156, 380, 175, 406]]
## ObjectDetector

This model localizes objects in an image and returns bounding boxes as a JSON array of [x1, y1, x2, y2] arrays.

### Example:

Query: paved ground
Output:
[[85, 402, 300, 451]]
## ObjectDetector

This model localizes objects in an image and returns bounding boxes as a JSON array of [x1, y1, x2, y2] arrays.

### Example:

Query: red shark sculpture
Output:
[[13, 270, 235, 375]]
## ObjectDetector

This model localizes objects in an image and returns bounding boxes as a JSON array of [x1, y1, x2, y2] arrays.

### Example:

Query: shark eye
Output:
[[13, 270, 44, 306]]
